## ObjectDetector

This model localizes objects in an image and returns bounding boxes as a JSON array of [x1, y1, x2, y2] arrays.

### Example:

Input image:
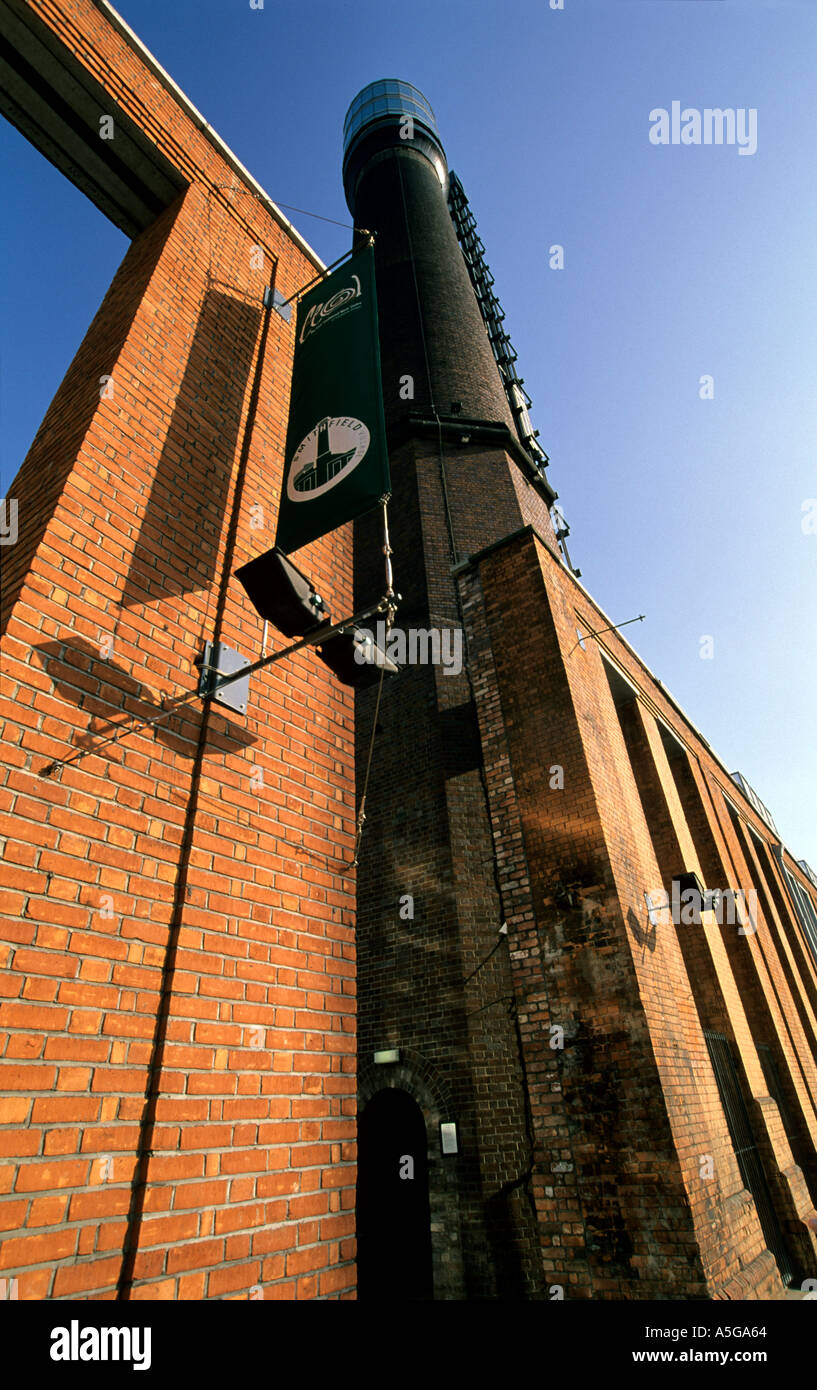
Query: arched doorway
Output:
[[357, 1087, 433, 1299]]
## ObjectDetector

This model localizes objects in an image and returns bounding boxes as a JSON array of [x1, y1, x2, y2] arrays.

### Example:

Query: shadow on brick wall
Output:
[[121, 288, 262, 609], [31, 636, 256, 767], [1, 201, 178, 639]]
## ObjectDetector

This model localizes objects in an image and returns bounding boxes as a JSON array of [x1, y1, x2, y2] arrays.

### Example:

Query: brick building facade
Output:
[[1, 2, 816, 1302], [1, 0, 356, 1300]]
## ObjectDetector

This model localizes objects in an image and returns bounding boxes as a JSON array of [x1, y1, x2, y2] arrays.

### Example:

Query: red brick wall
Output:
[[617, 700, 817, 1279], [461, 535, 717, 1298], [1, 0, 356, 1300], [459, 526, 817, 1297]]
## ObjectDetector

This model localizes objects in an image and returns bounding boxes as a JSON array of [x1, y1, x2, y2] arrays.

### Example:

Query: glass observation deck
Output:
[[343, 79, 442, 158]]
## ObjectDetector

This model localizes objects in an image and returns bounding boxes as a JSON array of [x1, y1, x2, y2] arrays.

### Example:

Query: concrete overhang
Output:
[[0, 0, 188, 237], [397, 411, 558, 506]]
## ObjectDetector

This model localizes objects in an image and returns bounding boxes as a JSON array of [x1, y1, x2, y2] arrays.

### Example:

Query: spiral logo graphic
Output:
[[299, 275, 362, 343]]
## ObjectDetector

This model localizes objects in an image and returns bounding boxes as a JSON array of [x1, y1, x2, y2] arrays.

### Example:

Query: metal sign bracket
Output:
[[195, 642, 250, 714]]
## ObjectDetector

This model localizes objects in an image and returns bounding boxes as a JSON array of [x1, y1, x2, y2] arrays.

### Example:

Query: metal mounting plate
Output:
[[196, 642, 249, 715], [263, 285, 292, 322]]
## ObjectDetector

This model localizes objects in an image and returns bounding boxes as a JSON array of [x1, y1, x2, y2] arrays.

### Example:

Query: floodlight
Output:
[[235, 547, 329, 637], [316, 629, 398, 688]]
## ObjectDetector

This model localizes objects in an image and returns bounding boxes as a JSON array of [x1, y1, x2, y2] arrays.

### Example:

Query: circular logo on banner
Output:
[[287, 415, 370, 501]]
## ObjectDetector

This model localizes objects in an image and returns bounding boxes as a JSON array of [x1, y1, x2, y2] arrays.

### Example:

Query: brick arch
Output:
[[357, 1048, 466, 1298], [358, 1046, 454, 1125]]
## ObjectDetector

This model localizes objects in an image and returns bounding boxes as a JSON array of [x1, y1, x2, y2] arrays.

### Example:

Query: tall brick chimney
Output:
[[343, 82, 515, 435], [343, 80, 557, 1299]]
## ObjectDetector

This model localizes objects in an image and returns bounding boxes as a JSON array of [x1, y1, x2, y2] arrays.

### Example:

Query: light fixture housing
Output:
[[235, 547, 329, 637], [373, 1048, 401, 1065], [674, 870, 705, 902], [317, 630, 399, 688], [440, 1122, 458, 1155]]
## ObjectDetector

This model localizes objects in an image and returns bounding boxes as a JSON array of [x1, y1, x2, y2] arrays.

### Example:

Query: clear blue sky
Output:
[[1, 0, 815, 862]]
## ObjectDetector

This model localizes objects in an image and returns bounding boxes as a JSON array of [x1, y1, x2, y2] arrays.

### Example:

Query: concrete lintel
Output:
[[1, 0, 188, 236]]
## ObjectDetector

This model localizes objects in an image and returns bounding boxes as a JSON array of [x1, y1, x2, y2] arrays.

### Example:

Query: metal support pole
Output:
[[269, 234, 376, 313], [380, 495, 397, 629], [202, 594, 392, 696], [40, 594, 394, 777]]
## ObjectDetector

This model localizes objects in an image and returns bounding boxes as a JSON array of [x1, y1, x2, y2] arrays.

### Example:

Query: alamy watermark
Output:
[[649, 103, 757, 157], [647, 883, 758, 934], [0, 498, 18, 545], [50, 1322, 151, 1370], [354, 621, 463, 676]]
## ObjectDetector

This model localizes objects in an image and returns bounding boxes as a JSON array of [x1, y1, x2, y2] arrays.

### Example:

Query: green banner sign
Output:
[[274, 243, 390, 555]]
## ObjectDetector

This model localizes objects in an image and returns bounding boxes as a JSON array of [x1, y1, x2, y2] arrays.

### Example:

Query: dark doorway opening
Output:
[[357, 1088, 433, 1300]]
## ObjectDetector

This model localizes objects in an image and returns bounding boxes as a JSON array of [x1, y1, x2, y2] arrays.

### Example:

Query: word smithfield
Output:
[[50, 1322, 151, 1371], [649, 103, 757, 156]]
